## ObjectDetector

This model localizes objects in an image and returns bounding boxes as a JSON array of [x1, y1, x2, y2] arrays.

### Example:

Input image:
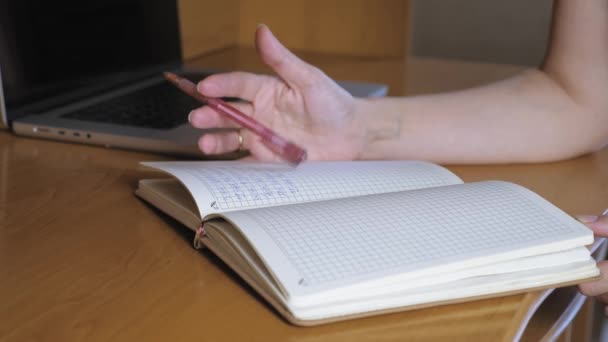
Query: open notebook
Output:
[[135, 161, 599, 325]]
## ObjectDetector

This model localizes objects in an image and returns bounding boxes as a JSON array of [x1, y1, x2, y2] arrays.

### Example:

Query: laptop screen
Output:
[[0, 0, 182, 120]]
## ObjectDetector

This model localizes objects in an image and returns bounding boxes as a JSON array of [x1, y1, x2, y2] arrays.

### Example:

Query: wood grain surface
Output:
[[1, 49, 606, 342]]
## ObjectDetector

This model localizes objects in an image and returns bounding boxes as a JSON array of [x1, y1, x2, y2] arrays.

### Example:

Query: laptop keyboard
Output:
[[61, 82, 201, 129]]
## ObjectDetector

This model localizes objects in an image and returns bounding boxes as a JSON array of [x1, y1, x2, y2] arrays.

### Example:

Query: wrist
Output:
[[352, 97, 403, 160]]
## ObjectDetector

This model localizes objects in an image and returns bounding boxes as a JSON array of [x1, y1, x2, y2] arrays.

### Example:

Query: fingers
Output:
[[190, 98, 284, 161], [577, 209, 608, 236], [198, 130, 245, 155], [236, 155, 259, 162], [197, 71, 273, 102], [254, 24, 324, 89], [198, 129, 286, 162], [577, 209, 608, 315], [196, 25, 327, 102], [579, 260, 608, 296], [189, 101, 253, 129]]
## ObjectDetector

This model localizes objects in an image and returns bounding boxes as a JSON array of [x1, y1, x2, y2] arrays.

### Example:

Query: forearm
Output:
[[357, 69, 607, 163], [357, 0, 608, 163]]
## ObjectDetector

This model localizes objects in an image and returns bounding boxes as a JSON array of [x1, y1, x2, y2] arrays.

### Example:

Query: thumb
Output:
[[254, 24, 321, 89], [577, 209, 608, 237]]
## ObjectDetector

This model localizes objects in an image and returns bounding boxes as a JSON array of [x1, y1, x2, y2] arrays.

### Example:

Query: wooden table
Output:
[[1, 48, 607, 341]]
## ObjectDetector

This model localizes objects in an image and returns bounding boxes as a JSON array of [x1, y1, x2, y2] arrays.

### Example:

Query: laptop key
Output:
[[61, 82, 202, 129]]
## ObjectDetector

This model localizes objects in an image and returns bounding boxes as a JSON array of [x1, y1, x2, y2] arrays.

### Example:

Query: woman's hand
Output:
[[577, 210, 608, 316], [189, 25, 369, 161]]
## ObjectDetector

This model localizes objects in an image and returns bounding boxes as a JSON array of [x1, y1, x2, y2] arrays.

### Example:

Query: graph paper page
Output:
[[141, 160, 462, 218], [219, 181, 593, 299]]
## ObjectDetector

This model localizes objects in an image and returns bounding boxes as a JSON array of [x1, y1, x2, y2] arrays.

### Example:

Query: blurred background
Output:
[[177, 0, 552, 95], [410, 0, 553, 66]]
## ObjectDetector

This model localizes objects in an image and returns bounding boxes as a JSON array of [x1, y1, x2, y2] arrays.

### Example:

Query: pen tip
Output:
[[163, 71, 178, 82], [284, 144, 307, 166]]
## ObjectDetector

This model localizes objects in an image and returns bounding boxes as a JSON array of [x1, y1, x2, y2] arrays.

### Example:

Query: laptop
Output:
[[0, 0, 388, 157]]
